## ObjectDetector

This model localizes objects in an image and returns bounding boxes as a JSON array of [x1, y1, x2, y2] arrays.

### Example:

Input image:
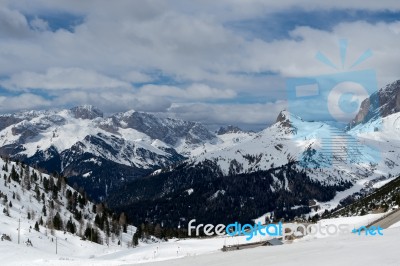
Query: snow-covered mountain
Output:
[[2, 80, 400, 223], [186, 109, 399, 186], [109, 80, 400, 227], [0, 106, 255, 200], [179, 81, 400, 190]]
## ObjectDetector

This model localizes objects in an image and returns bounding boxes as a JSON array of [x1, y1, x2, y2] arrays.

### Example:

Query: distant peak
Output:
[[275, 110, 303, 133], [276, 110, 288, 122], [217, 125, 243, 135], [70, 105, 103, 120]]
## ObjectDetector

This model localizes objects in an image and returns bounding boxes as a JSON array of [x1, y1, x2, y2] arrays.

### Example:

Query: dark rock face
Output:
[[217, 125, 243, 135], [114, 111, 216, 146], [349, 80, 400, 127], [275, 110, 291, 126], [70, 105, 104, 120], [11, 122, 39, 143], [0, 116, 23, 131], [275, 110, 299, 134]]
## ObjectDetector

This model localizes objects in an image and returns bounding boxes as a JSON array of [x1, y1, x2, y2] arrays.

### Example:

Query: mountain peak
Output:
[[70, 105, 103, 120], [275, 110, 303, 134], [275, 110, 302, 124], [216, 125, 243, 135]]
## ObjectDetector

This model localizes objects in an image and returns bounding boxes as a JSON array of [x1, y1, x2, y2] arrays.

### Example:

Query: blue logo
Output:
[[286, 39, 381, 168], [352, 225, 384, 236]]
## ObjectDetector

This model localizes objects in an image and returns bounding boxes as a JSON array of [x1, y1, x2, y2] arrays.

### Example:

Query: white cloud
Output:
[[0, 7, 31, 38], [0, 2, 399, 126], [121, 71, 152, 83], [0, 93, 51, 112], [138, 84, 236, 100], [1, 68, 131, 90], [29, 17, 50, 32], [168, 100, 287, 126]]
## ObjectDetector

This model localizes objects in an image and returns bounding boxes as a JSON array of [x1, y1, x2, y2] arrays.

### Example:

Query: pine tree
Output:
[[35, 185, 40, 201], [10, 165, 19, 183], [53, 212, 63, 230], [23, 165, 31, 191], [66, 217, 76, 234], [34, 222, 40, 232], [154, 224, 162, 239], [132, 231, 139, 247], [42, 204, 47, 216], [43, 177, 49, 193]]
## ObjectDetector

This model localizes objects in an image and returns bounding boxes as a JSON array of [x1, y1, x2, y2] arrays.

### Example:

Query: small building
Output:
[[309, 200, 320, 211], [262, 238, 283, 246]]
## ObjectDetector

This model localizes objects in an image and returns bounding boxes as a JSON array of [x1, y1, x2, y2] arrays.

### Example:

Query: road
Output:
[[369, 209, 400, 229]]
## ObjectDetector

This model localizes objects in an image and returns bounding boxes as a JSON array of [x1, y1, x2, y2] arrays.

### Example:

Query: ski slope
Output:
[[0, 206, 396, 266]]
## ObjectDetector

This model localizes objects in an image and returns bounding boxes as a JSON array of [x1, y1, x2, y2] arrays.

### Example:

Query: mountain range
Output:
[[0, 80, 400, 225]]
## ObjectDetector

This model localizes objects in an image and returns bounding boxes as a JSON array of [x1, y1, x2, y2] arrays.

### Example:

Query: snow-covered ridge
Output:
[[0, 105, 256, 170]]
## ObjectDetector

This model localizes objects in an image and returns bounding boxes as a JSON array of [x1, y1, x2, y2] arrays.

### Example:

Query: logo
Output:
[[286, 39, 381, 168]]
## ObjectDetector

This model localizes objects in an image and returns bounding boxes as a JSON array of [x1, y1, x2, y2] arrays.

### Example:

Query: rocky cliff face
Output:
[[70, 105, 104, 120], [350, 80, 400, 127], [216, 125, 244, 135]]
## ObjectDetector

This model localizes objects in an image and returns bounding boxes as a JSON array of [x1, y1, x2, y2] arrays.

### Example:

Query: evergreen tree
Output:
[[42, 204, 47, 216], [84, 225, 100, 244], [35, 185, 40, 200], [23, 165, 31, 190], [53, 212, 63, 230], [43, 177, 49, 193], [66, 217, 76, 234], [10, 165, 19, 182], [34, 222, 40, 232], [154, 224, 162, 239]]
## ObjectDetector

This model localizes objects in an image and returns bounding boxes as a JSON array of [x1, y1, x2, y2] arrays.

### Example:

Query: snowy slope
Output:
[[0, 156, 137, 263], [0, 211, 397, 265]]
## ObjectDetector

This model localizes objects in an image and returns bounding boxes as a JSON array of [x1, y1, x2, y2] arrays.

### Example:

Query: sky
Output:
[[0, 0, 399, 130]]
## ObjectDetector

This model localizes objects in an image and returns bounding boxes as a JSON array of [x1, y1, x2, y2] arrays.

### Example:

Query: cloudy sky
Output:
[[0, 0, 399, 129]]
